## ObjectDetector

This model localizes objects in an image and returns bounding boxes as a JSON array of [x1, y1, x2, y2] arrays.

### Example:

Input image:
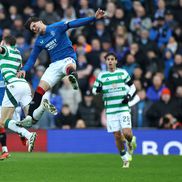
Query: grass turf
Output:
[[0, 153, 181, 182]]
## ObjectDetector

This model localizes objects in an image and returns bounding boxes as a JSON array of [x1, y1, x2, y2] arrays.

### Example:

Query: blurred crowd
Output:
[[0, 0, 182, 129]]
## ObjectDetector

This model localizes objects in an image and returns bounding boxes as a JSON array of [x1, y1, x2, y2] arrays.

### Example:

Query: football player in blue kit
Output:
[[17, 9, 106, 127]]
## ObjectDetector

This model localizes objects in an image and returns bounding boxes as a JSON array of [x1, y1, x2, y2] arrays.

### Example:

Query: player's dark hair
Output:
[[4, 35, 16, 46], [104, 52, 117, 60], [24, 17, 41, 31]]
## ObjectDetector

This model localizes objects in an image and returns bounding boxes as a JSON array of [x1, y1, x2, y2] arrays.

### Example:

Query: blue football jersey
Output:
[[23, 17, 96, 71]]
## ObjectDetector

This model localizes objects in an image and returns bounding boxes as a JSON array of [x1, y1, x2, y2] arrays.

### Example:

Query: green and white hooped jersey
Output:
[[0, 45, 26, 85], [93, 68, 131, 115]]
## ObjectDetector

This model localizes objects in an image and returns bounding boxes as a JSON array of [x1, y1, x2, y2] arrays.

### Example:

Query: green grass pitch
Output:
[[0, 153, 182, 182]]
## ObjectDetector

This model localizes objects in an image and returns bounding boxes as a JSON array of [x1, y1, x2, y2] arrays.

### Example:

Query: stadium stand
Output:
[[0, 0, 181, 129]]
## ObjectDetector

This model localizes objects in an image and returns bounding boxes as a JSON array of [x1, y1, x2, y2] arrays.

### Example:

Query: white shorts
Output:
[[41, 57, 76, 88], [2, 82, 32, 108], [106, 112, 132, 133]]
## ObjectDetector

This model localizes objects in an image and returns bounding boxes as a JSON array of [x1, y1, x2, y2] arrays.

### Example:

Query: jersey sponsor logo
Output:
[[45, 39, 57, 50]]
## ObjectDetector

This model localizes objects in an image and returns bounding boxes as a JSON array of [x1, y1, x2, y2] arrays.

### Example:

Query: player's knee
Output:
[[65, 64, 76, 75], [122, 129, 132, 141], [113, 131, 122, 141]]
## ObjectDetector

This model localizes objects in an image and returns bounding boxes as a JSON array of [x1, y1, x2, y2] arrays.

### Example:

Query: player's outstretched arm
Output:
[[67, 8, 106, 29], [22, 45, 42, 72]]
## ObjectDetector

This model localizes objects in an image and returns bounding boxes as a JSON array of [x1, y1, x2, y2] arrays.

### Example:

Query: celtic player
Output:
[[92, 52, 138, 168], [0, 35, 56, 152]]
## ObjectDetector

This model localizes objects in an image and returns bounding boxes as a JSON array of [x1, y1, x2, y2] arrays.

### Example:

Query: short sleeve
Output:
[[0, 46, 8, 57], [123, 70, 131, 83]]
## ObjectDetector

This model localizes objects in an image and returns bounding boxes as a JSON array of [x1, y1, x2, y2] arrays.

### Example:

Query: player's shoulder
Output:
[[98, 70, 111, 80], [98, 70, 108, 76], [50, 21, 65, 28], [117, 68, 129, 76], [116, 68, 127, 73]]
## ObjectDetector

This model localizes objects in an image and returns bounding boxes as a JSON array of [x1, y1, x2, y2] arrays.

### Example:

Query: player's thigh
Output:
[[2, 82, 27, 108], [106, 113, 121, 133], [41, 58, 76, 88], [1, 107, 15, 123], [19, 83, 32, 109], [62, 57, 77, 74], [119, 112, 132, 129]]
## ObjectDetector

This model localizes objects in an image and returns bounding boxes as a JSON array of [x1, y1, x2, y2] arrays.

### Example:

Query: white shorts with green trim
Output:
[[106, 112, 132, 133], [41, 57, 76, 88], [2, 82, 32, 108]]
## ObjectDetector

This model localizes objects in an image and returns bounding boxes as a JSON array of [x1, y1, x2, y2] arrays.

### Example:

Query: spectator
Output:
[[164, 9, 178, 29], [105, 1, 116, 26], [23, 6, 35, 21], [59, 77, 82, 115], [137, 29, 158, 55], [146, 73, 165, 102], [154, 0, 166, 19], [130, 42, 148, 72], [173, 25, 182, 46], [62, 5, 76, 22], [55, 104, 76, 129], [8, 5, 20, 21], [149, 16, 172, 49], [166, 36, 182, 55], [0, 4, 11, 29], [91, 20, 111, 42], [174, 0, 182, 25], [168, 54, 182, 93], [163, 49, 174, 79], [33, 0, 46, 16], [76, 0, 94, 18], [39, 0, 60, 24], [76, 90, 101, 128], [73, 34, 92, 54], [101, 37, 112, 52], [110, 35, 129, 64], [122, 54, 138, 77], [130, 5, 152, 35], [109, 7, 127, 30], [77, 54, 93, 93], [86, 38, 101, 69], [146, 88, 182, 127], [16, 34, 30, 56], [131, 89, 152, 127], [98, 51, 107, 71]]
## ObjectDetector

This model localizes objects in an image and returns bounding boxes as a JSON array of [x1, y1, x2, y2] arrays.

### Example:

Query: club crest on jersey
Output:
[[50, 31, 55, 36], [40, 40, 44, 44], [118, 75, 122, 79]]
